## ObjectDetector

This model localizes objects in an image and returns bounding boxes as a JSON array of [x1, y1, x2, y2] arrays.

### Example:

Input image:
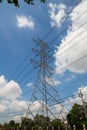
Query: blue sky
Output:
[[0, 0, 87, 123]]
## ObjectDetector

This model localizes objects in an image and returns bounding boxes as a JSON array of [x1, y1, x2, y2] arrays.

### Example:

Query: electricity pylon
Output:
[[26, 38, 66, 123]]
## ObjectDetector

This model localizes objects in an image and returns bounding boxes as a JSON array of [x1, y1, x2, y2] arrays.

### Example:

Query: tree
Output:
[[9, 120, 15, 126], [21, 116, 33, 129], [51, 119, 65, 130], [9, 120, 15, 129], [0, 0, 46, 7], [34, 114, 50, 129], [0, 123, 2, 128], [67, 103, 87, 130]]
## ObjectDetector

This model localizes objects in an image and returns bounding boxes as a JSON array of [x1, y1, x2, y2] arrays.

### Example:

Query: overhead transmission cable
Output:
[[0, 62, 40, 106], [2, 89, 87, 117], [1, 0, 87, 113], [55, 33, 87, 58], [1, 34, 87, 105], [1, 0, 85, 119], [12, 19, 87, 83], [0, 34, 87, 106], [8, 1, 87, 91], [49, 9, 87, 46], [43, 27, 87, 65], [9, 50, 32, 79], [0, 69, 38, 104], [42, 2, 85, 43], [0, 49, 39, 101], [56, 53, 87, 74], [42, 0, 81, 40], [8, 0, 86, 83]]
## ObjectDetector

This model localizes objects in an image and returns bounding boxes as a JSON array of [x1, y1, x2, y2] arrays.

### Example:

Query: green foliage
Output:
[[1, 104, 87, 130], [7, 0, 19, 6], [51, 119, 65, 129], [9, 120, 15, 126], [2, 120, 19, 129], [34, 114, 50, 128], [0, 0, 46, 7], [21, 116, 32, 128], [67, 103, 87, 129], [0, 115, 64, 130]]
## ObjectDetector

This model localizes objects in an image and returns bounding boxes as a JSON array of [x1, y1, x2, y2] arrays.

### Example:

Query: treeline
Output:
[[0, 103, 87, 130]]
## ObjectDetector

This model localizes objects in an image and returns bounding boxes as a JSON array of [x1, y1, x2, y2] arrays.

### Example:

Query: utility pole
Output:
[[79, 90, 87, 120]]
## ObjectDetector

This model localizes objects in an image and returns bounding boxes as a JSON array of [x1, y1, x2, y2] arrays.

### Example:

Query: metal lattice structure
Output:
[[26, 38, 66, 123]]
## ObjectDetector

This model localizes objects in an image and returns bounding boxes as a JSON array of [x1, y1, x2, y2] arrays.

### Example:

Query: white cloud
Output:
[[45, 76, 61, 86], [0, 104, 7, 113], [51, 104, 67, 120], [16, 15, 35, 29], [9, 100, 27, 111], [0, 78, 22, 100], [0, 75, 7, 88], [29, 101, 42, 112], [13, 116, 21, 123], [48, 3, 66, 28], [27, 82, 33, 87], [0, 75, 28, 123], [55, 0, 87, 74], [26, 101, 42, 118], [65, 74, 75, 82]]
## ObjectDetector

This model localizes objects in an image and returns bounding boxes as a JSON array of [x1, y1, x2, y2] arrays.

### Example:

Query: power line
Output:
[[49, 10, 87, 46], [9, 50, 32, 80], [1, 89, 87, 117], [48, 24, 87, 65], [56, 53, 87, 74], [26, 38, 66, 121], [55, 33, 87, 58], [0, 40, 87, 105], [9, 20, 87, 84], [42, 0, 81, 40], [0, 67, 39, 107], [0, 39, 87, 110], [7, 1, 87, 96]]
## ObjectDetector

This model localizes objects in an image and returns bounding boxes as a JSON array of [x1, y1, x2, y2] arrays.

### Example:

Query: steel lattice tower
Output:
[[26, 38, 66, 123]]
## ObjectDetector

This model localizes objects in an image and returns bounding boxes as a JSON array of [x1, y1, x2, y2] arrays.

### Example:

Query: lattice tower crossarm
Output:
[[26, 38, 66, 122]]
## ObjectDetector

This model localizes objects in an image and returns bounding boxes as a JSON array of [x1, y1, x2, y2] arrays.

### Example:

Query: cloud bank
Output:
[[0, 75, 28, 123], [54, 0, 87, 74]]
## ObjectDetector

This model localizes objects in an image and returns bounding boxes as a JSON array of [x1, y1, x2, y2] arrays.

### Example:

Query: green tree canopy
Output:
[[51, 119, 64, 129], [67, 103, 87, 130], [9, 120, 15, 126], [34, 114, 50, 128], [21, 116, 32, 128], [0, 0, 46, 7]]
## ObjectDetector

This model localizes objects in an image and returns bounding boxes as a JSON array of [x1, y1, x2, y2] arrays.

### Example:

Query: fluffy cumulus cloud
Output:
[[48, 3, 66, 28], [16, 15, 35, 29], [0, 75, 28, 123], [0, 76, 22, 100], [9, 100, 27, 111], [55, 0, 87, 74], [0, 104, 7, 113]]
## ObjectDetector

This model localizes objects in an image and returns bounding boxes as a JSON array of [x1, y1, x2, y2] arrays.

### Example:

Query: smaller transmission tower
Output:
[[26, 38, 66, 124]]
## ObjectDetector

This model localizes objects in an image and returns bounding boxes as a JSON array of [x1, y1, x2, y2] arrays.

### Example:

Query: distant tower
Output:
[[26, 38, 66, 124]]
